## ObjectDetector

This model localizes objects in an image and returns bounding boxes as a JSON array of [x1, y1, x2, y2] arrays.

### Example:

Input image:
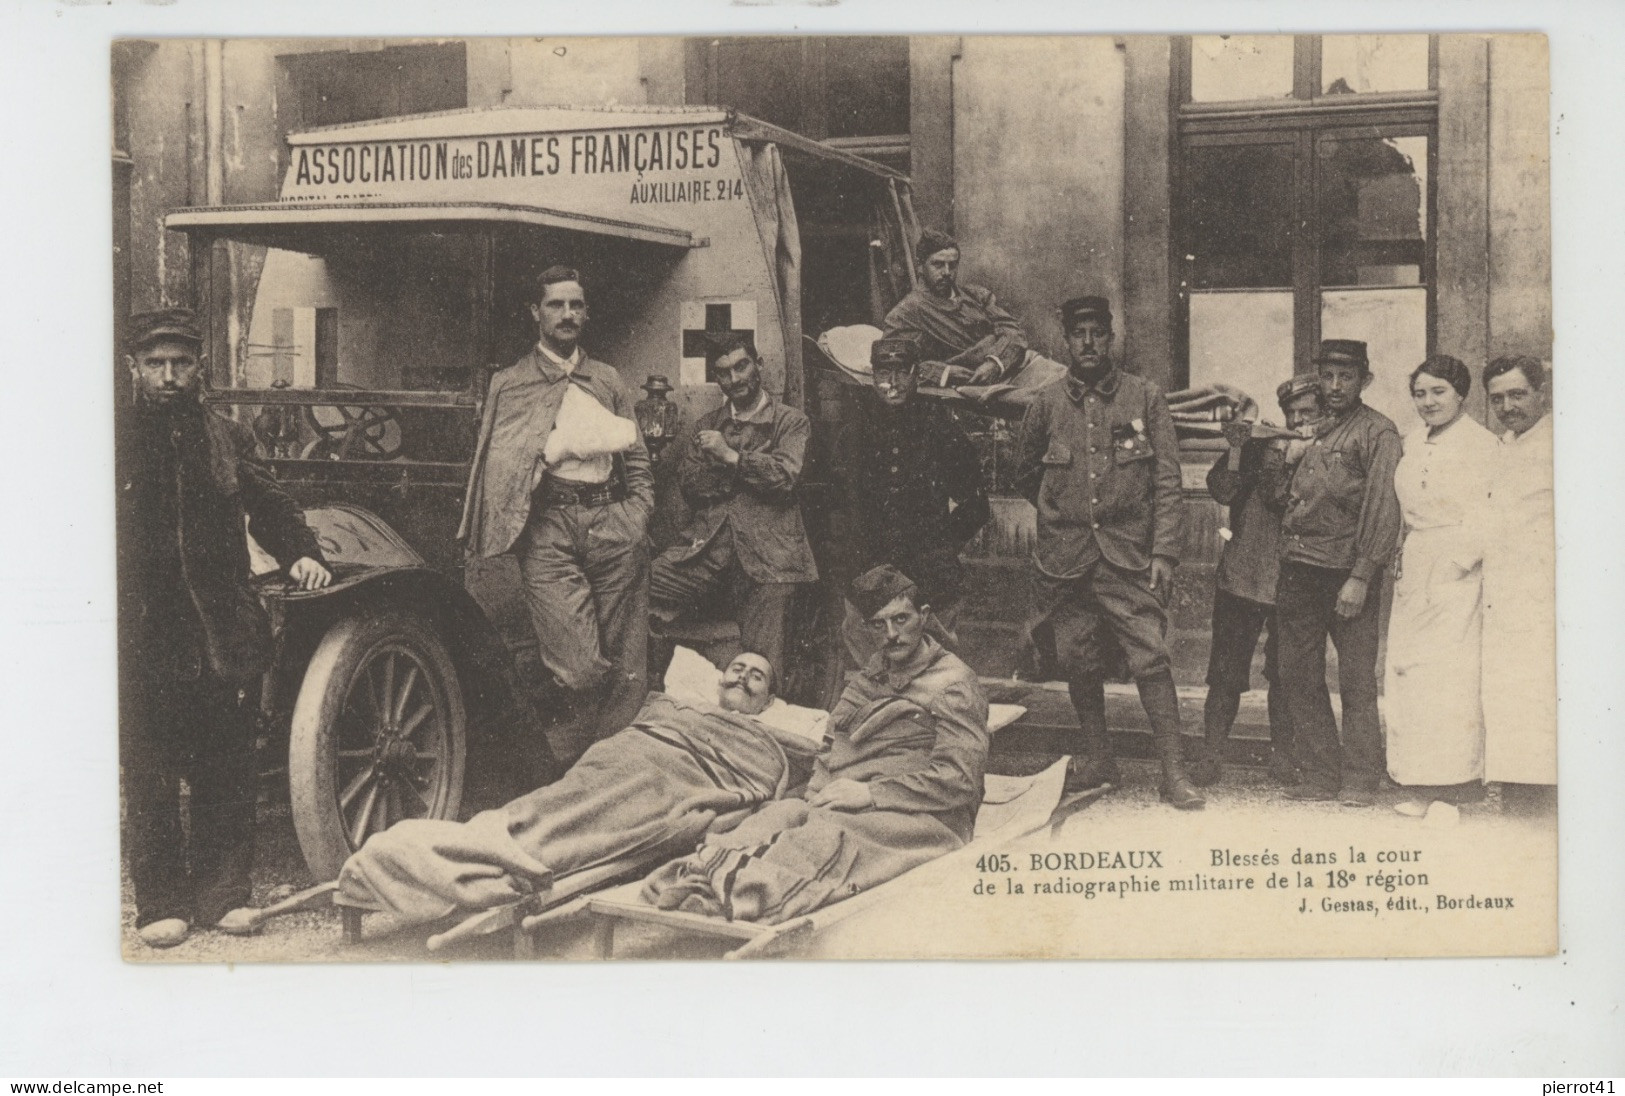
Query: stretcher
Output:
[[806, 326, 1064, 420], [809, 326, 1271, 439], [226, 693, 1033, 953], [217, 852, 654, 947], [418, 700, 1031, 955], [515, 755, 1069, 960]]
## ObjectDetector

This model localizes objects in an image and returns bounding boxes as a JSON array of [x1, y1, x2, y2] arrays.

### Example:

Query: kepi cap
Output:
[[1312, 338, 1369, 371], [847, 563, 920, 619], [871, 332, 925, 370], [128, 308, 202, 353], [1060, 296, 1113, 330], [1276, 374, 1320, 408]]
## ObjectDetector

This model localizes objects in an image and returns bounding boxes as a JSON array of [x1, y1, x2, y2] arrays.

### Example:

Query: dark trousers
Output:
[[1204, 588, 1292, 755], [121, 673, 257, 928], [649, 534, 795, 682], [1275, 560, 1385, 794]]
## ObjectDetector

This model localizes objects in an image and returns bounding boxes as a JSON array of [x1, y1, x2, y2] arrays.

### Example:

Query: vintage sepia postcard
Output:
[[112, 32, 1555, 962]]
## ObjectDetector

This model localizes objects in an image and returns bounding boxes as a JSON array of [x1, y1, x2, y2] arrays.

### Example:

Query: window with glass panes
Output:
[[1173, 35, 1436, 428]]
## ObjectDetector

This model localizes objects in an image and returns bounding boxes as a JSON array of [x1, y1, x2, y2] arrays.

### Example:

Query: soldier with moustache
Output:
[[649, 332, 818, 682], [458, 265, 655, 762], [1014, 296, 1204, 810]]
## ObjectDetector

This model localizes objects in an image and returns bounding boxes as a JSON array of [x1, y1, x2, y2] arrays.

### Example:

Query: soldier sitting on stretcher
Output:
[[642, 564, 991, 925], [880, 229, 1067, 405]]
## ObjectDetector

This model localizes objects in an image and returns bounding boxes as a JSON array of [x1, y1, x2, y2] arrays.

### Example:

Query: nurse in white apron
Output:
[[1384, 355, 1497, 817]]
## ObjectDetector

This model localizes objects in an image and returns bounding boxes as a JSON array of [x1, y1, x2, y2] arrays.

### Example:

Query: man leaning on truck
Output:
[[458, 265, 655, 764]]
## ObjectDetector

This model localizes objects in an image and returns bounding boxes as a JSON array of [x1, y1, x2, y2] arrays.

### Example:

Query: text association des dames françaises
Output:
[[291, 126, 727, 187]]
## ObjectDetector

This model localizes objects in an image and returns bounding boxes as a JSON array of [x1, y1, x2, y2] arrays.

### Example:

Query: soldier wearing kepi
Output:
[[118, 308, 332, 949], [1188, 375, 1322, 788], [1014, 296, 1203, 809], [831, 332, 990, 663], [1273, 339, 1402, 807]]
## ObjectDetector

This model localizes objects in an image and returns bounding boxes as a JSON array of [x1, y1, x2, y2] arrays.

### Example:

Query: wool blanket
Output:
[[336, 692, 808, 923], [641, 697, 967, 925]]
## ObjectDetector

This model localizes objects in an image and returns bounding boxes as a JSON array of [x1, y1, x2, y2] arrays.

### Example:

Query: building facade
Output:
[[113, 34, 1550, 681]]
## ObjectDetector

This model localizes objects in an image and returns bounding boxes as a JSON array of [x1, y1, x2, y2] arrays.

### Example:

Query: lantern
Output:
[[634, 374, 678, 458]]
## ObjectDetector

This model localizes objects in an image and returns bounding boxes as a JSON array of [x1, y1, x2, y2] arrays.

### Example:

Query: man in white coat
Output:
[[1480, 356, 1556, 813]]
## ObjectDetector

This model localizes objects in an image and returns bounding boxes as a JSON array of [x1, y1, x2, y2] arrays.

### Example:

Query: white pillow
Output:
[[663, 645, 728, 708], [663, 646, 830, 746], [816, 325, 883, 381], [752, 698, 829, 747]]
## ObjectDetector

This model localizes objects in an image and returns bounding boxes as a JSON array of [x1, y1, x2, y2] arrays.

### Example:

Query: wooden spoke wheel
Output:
[[288, 611, 466, 880]]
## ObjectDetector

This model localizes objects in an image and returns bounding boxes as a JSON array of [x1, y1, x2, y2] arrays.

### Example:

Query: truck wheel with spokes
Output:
[[288, 611, 466, 881]]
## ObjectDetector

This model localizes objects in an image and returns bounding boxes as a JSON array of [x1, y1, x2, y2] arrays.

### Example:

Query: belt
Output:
[[536, 476, 627, 509]]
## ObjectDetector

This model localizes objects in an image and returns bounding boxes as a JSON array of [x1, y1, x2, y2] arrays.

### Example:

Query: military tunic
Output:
[[1013, 365, 1184, 681], [1272, 400, 1402, 796]]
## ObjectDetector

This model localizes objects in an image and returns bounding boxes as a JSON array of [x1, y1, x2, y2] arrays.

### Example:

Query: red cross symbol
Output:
[[681, 302, 756, 384]]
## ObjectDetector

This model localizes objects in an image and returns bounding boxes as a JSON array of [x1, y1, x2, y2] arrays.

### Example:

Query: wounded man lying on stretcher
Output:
[[642, 563, 991, 925], [335, 649, 825, 925], [335, 563, 989, 931]]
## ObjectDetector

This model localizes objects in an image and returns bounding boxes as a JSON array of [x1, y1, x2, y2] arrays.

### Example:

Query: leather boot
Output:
[[1065, 677, 1120, 795], [1138, 671, 1205, 810]]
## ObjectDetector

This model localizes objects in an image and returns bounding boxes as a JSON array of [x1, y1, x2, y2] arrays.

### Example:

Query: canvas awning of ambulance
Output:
[[163, 105, 909, 255], [164, 199, 702, 254]]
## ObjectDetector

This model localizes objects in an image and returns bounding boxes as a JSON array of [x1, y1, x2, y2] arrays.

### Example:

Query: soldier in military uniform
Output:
[[649, 333, 818, 681], [1013, 296, 1203, 809], [830, 332, 989, 663]]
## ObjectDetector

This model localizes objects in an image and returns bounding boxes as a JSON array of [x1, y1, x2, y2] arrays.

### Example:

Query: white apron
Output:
[[1385, 415, 1497, 786], [1481, 415, 1557, 784]]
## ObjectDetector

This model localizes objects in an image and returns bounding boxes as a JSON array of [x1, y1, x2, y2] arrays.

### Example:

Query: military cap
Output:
[[1313, 338, 1370, 371], [1276, 374, 1320, 408], [914, 228, 960, 265], [127, 308, 203, 353], [847, 563, 920, 619], [870, 332, 926, 370], [1060, 296, 1113, 331]]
